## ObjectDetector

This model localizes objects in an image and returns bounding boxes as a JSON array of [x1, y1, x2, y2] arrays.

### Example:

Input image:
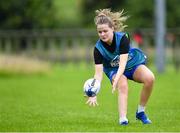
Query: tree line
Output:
[[0, 0, 179, 29]]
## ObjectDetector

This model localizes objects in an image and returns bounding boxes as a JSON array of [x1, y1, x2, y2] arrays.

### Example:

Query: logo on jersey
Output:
[[110, 55, 120, 67], [110, 54, 133, 67], [128, 53, 133, 61]]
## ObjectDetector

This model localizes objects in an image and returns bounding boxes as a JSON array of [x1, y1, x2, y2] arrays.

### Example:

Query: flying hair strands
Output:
[[94, 8, 129, 32]]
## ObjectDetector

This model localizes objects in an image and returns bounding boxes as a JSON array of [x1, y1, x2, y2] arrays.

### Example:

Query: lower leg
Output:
[[118, 90, 128, 118], [117, 76, 128, 123], [139, 79, 154, 107]]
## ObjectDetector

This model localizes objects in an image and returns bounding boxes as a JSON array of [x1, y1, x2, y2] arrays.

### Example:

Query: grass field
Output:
[[0, 63, 180, 132]]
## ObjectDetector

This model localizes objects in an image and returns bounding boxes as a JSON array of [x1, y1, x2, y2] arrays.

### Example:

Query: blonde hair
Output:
[[94, 8, 129, 32]]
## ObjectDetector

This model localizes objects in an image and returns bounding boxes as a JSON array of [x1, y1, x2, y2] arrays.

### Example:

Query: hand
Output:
[[86, 96, 98, 107], [112, 78, 118, 94]]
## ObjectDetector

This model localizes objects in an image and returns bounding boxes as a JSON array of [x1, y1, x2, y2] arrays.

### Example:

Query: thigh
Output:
[[133, 65, 154, 83]]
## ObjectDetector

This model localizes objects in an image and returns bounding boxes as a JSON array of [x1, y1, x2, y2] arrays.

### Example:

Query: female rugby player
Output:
[[86, 9, 155, 125]]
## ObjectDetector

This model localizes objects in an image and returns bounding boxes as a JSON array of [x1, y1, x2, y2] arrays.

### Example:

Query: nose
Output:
[[101, 32, 105, 36]]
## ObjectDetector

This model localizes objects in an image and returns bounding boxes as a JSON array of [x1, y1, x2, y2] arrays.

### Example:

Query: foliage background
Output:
[[0, 0, 179, 29]]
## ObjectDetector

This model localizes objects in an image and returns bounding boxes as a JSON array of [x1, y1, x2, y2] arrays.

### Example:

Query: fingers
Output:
[[92, 100, 98, 107], [86, 98, 90, 104], [112, 87, 115, 94], [91, 101, 98, 107], [89, 100, 98, 107], [112, 84, 116, 94], [112, 81, 117, 94], [95, 101, 99, 106], [86, 97, 98, 107]]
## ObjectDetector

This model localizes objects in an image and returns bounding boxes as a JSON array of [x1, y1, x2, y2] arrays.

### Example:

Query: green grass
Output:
[[0, 63, 180, 132]]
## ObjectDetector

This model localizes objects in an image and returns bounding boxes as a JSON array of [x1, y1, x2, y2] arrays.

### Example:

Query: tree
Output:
[[124, 0, 154, 28], [0, 0, 58, 29], [166, 0, 180, 28]]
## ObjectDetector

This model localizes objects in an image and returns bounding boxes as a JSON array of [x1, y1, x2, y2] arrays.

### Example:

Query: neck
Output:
[[106, 32, 114, 45]]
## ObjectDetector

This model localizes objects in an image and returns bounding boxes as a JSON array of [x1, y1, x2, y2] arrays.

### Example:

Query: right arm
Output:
[[94, 64, 103, 83], [93, 47, 104, 83], [86, 47, 103, 107]]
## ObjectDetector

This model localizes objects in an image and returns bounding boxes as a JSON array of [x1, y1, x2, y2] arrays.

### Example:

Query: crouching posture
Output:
[[86, 8, 155, 125]]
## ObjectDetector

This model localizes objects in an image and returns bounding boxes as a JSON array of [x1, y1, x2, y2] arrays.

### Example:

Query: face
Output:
[[97, 24, 114, 44]]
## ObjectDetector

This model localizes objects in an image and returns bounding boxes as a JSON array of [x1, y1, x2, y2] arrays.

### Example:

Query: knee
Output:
[[145, 73, 155, 87], [118, 82, 128, 94]]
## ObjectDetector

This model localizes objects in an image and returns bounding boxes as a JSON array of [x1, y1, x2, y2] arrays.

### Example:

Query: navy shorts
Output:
[[107, 63, 145, 83]]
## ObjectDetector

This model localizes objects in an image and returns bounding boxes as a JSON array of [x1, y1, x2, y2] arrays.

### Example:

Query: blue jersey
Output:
[[95, 32, 147, 81]]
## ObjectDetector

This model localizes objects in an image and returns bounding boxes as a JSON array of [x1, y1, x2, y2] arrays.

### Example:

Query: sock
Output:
[[119, 116, 128, 123], [137, 105, 145, 113]]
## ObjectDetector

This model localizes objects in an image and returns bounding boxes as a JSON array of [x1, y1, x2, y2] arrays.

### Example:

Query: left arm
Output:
[[112, 53, 128, 93], [112, 33, 130, 93]]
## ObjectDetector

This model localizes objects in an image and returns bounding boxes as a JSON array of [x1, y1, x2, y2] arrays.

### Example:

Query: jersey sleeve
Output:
[[94, 47, 103, 64], [119, 33, 130, 54]]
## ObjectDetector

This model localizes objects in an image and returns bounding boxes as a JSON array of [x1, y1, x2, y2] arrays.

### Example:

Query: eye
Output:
[[98, 31, 102, 34]]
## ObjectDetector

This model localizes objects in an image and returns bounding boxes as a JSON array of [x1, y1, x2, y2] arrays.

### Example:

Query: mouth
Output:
[[101, 37, 107, 40]]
